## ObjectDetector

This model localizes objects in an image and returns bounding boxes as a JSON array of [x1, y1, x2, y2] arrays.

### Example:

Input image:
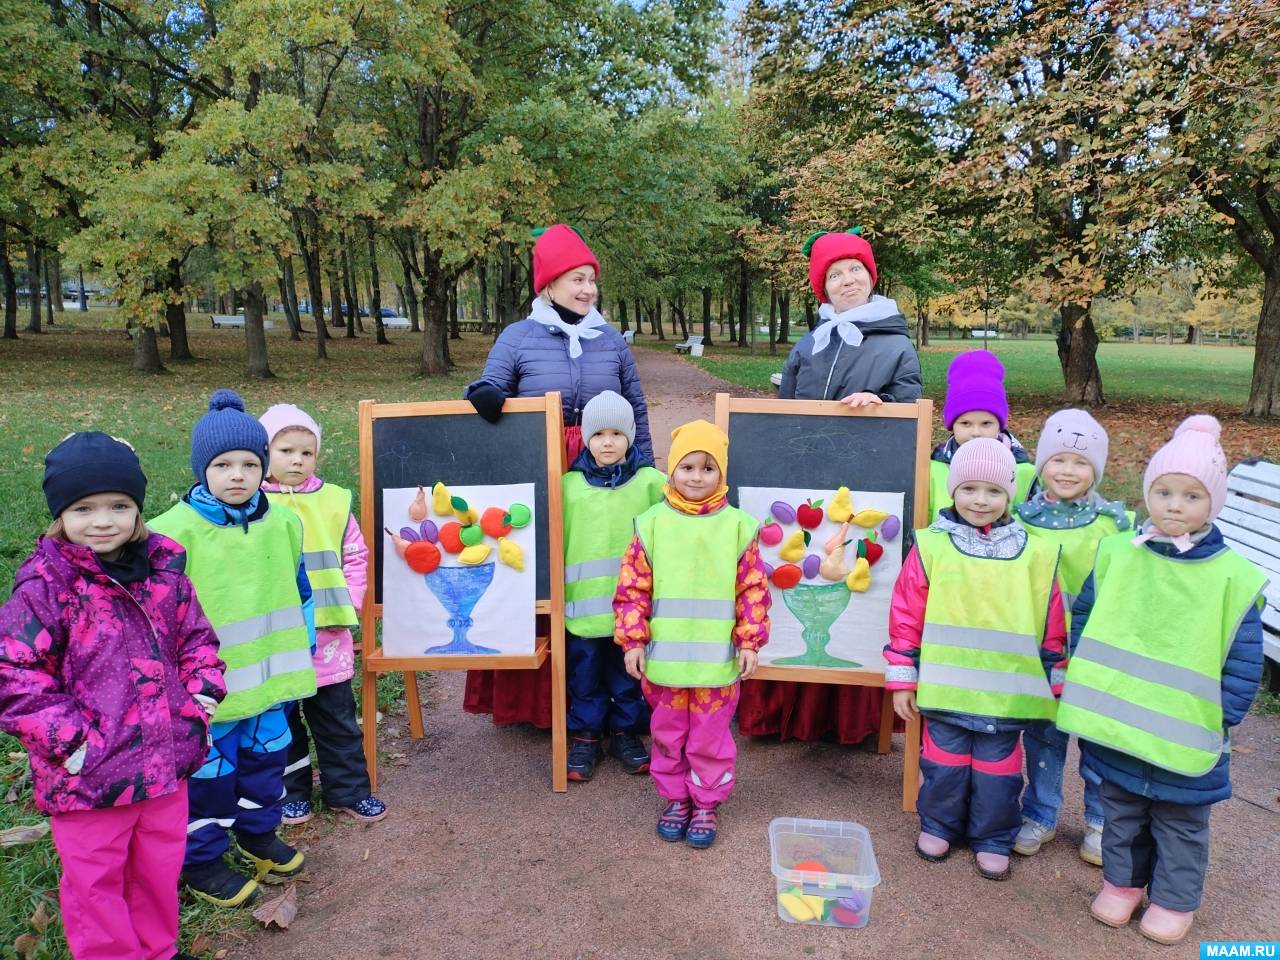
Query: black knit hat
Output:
[[43, 432, 147, 518]]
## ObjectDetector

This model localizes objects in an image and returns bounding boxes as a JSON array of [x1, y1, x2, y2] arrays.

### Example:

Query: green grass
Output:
[[0, 320, 489, 959]]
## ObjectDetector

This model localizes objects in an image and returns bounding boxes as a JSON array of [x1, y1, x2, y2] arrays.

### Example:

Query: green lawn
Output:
[[0, 321, 488, 959]]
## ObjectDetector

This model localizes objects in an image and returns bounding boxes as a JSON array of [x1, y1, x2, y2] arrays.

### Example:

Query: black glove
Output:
[[468, 382, 506, 423]]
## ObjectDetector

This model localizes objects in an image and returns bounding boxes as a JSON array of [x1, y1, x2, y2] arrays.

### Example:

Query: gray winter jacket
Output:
[[778, 311, 923, 402]]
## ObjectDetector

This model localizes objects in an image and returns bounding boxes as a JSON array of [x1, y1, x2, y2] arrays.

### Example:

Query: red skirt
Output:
[[736, 679, 888, 744]]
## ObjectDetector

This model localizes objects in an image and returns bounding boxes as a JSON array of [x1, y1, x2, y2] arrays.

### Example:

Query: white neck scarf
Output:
[[810, 295, 902, 355], [530, 298, 607, 359]]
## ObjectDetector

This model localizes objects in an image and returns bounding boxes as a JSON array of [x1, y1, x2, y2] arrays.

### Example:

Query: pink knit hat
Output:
[[259, 403, 322, 451], [948, 437, 1018, 501], [1035, 408, 1109, 487], [944, 351, 1009, 429], [1142, 414, 1229, 521]]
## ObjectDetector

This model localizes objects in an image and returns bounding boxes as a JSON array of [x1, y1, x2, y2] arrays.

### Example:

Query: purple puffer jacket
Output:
[[465, 317, 654, 464], [0, 534, 226, 815]]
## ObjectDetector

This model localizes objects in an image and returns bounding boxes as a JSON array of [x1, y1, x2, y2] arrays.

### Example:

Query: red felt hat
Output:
[[532, 224, 600, 294], [806, 231, 878, 302]]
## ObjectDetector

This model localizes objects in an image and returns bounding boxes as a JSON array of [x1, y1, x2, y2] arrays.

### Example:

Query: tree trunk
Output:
[[78, 265, 88, 312], [25, 243, 41, 333], [653, 299, 665, 340], [132, 323, 164, 373], [418, 249, 451, 376], [767, 287, 778, 356], [916, 299, 930, 348], [328, 266, 344, 329], [449, 281, 461, 340], [1056, 303, 1104, 405], [400, 254, 421, 333], [2, 244, 18, 339], [303, 218, 329, 357], [726, 301, 736, 342], [669, 298, 678, 338], [242, 281, 274, 378], [367, 221, 389, 345], [805, 297, 816, 331], [478, 260, 491, 336], [50, 255, 64, 312], [701, 286, 713, 345], [777, 289, 791, 345], [618, 298, 629, 333], [737, 261, 750, 348], [42, 254, 54, 326], [166, 259, 194, 362], [1185, 323, 1200, 345], [279, 256, 302, 341], [673, 299, 689, 341], [342, 236, 357, 339], [1245, 270, 1280, 417]]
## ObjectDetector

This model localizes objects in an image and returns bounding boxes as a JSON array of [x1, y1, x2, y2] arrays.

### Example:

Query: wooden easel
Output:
[[715, 393, 932, 812], [358, 395, 569, 792]]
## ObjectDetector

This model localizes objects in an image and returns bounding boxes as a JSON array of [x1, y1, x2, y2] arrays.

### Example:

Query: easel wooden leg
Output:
[[901, 711, 922, 813], [550, 633, 567, 792], [404, 671, 424, 739], [362, 667, 380, 793], [876, 688, 894, 754]]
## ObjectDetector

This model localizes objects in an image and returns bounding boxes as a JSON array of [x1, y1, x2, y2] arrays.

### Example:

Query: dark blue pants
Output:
[[186, 705, 291, 867], [918, 715, 1023, 855], [566, 632, 648, 735], [1100, 779, 1211, 912], [284, 681, 370, 807]]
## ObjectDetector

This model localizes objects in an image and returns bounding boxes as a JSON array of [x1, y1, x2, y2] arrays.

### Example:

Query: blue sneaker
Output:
[[280, 800, 312, 825], [656, 800, 692, 841], [332, 796, 387, 823], [685, 806, 718, 849]]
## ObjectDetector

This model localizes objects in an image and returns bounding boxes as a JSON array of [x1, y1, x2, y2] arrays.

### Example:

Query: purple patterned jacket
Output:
[[0, 534, 226, 815]]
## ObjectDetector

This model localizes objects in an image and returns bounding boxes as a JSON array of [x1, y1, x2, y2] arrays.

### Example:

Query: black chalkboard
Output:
[[371, 411, 551, 602], [724, 408, 924, 560]]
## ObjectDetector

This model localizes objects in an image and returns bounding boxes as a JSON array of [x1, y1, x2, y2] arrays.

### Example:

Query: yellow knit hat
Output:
[[667, 419, 729, 479]]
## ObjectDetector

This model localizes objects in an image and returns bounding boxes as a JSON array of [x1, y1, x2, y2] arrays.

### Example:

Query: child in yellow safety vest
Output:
[[929, 351, 1037, 520], [258, 404, 385, 826], [1059, 415, 1266, 946], [613, 420, 770, 849], [1014, 409, 1132, 866], [885, 437, 1067, 881], [562, 391, 666, 782]]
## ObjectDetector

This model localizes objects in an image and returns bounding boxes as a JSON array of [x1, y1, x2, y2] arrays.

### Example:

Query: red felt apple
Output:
[[759, 520, 783, 546], [857, 533, 885, 567], [480, 506, 512, 539], [771, 563, 803, 589], [404, 540, 441, 574], [796, 498, 824, 530], [438, 521, 465, 554]]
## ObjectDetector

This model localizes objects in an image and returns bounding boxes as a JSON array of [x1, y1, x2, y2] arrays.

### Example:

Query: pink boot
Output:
[[914, 831, 950, 862], [1090, 881, 1145, 927], [1139, 903, 1195, 944], [974, 851, 1011, 881]]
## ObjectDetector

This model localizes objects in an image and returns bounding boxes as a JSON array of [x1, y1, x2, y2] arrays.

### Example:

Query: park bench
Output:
[[770, 372, 783, 389], [382, 316, 411, 329], [1217, 460, 1280, 688], [210, 315, 273, 329], [622, 329, 635, 345], [675, 334, 704, 356]]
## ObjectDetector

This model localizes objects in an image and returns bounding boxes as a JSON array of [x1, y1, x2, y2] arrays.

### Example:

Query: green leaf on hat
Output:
[[801, 231, 828, 256]]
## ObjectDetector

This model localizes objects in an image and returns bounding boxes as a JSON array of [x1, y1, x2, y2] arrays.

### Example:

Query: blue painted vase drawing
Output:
[[422, 562, 499, 654], [773, 582, 861, 667]]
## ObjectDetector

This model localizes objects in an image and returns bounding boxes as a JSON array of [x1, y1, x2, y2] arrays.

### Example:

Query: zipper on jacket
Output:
[[105, 575, 160, 643], [822, 340, 844, 400]]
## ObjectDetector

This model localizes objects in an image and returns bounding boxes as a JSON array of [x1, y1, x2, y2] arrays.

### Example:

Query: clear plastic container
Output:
[[769, 818, 881, 928]]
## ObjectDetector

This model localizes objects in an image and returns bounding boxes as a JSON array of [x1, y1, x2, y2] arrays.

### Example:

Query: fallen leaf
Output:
[[1232, 744, 1254, 754], [0, 823, 50, 847], [29, 902, 51, 933], [362, 848, 370, 861], [214, 951, 229, 959], [7, 752, 25, 761], [252, 885, 298, 930], [13, 933, 37, 959], [189, 933, 213, 955]]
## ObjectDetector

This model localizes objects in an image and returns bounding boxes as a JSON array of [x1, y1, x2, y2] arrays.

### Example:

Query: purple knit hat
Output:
[[947, 437, 1018, 501], [1143, 414, 1229, 521], [1035, 409, 1109, 487], [944, 351, 1009, 429]]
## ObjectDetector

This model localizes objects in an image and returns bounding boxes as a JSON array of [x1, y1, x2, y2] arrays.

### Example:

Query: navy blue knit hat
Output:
[[191, 389, 268, 482], [44, 432, 147, 518]]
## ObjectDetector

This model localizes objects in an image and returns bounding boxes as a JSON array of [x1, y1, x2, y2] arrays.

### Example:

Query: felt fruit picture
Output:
[[771, 563, 802, 589], [459, 524, 484, 547], [432, 481, 452, 516], [497, 537, 524, 571], [404, 540, 441, 574], [507, 503, 532, 528], [779, 530, 808, 562], [846, 557, 871, 593], [438, 521, 465, 554], [771, 501, 796, 524], [481, 506, 512, 539], [796, 499, 824, 529], [857, 533, 884, 566], [880, 515, 901, 541], [851, 508, 888, 529], [828, 486, 853, 523], [408, 485, 428, 522], [802, 554, 821, 579], [458, 543, 491, 565], [759, 520, 783, 546]]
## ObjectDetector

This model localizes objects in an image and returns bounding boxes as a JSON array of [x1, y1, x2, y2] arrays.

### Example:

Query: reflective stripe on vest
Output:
[[914, 527, 1060, 720], [265, 484, 359, 629], [561, 468, 666, 637], [635, 502, 759, 688], [1057, 534, 1266, 776], [929, 459, 1036, 520], [149, 500, 316, 722], [1022, 513, 1129, 630]]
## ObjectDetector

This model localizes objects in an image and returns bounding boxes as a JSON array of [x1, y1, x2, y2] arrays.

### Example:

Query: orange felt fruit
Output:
[[438, 521, 465, 554], [404, 540, 441, 574], [793, 859, 829, 873], [771, 563, 803, 589], [481, 506, 513, 539]]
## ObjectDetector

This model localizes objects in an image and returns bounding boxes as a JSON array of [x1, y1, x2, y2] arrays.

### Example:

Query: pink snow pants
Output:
[[643, 679, 740, 808], [49, 782, 188, 960]]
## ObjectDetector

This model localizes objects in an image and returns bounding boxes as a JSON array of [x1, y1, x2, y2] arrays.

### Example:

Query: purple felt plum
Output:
[[881, 515, 901, 541], [399, 526, 420, 542], [802, 554, 821, 579], [763, 561, 775, 578], [771, 501, 797, 524], [419, 519, 439, 543]]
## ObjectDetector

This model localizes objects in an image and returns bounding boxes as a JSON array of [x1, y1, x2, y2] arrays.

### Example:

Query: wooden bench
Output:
[[1217, 460, 1280, 687], [382, 316, 412, 329], [210, 315, 274, 329], [675, 334, 704, 355]]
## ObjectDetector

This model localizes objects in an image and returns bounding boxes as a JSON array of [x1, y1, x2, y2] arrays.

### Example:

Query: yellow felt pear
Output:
[[458, 543, 492, 565], [827, 486, 853, 523], [497, 537, 524, 572], [432, 481, 452, 516], [846, 556, 871, 592], [779, 530, 806, 562]]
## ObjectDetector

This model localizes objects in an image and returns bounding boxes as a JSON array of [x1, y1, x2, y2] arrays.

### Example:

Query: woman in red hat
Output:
[[463, 225, 654, 728], [739, 229, 922, 745]]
